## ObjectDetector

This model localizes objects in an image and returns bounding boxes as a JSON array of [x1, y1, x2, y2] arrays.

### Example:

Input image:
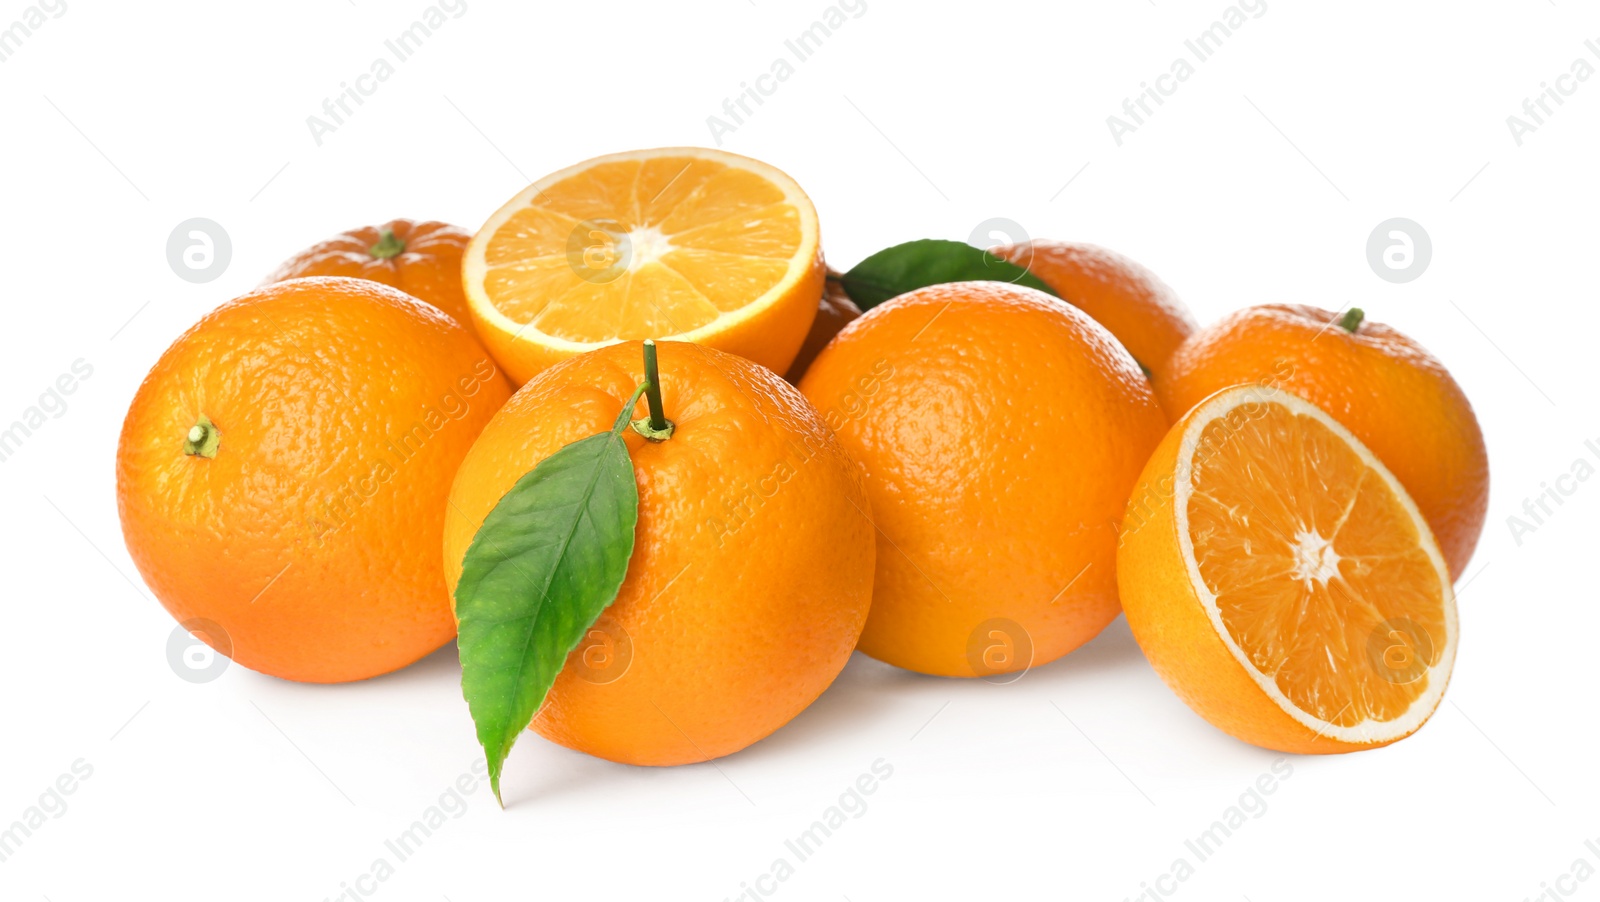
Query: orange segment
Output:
[[1118, 383, 1457, 752], [669, 203, 803, 257], [463, 147, 824, 385], [662, 249, 788, 313], [481, 257, 578, 322], [532, 278, 631, 343], [658, 167, 787, 233], [635, 157, 727, 224], [485, 207, 580, 265], [533, 160, 644, 226], [618, 262, 720, 335]]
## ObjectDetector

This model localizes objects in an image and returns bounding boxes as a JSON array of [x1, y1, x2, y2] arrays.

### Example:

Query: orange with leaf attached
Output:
[[443, 341, 874, 766]]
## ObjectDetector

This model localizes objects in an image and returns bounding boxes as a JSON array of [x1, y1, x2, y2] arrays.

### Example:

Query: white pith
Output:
[[1290, 529, 1341, 585], [624, 224, 674, 271]]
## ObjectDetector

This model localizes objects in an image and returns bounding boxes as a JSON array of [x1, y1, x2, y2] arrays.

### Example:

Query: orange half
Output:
[[463, 147, 824, 384], [1118, 384, 1458, 751]]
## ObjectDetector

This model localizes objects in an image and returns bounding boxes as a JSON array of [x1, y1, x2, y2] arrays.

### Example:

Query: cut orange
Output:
[[1117, 384, 1457, 752], [462, 147, 824, 384]]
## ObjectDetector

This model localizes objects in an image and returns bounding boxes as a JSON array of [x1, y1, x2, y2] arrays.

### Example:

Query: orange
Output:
[[799, 281, 1167, 677], [443, 340, 873, 765], [784, 273, 860, 383], [990, 240, 1197, 385], [117, 277, 513, 683], [264, 218, 477, 332], [1155, 304, 1488, 577], [462, 147, 824, 385], [1117, 384, 1457, 752]]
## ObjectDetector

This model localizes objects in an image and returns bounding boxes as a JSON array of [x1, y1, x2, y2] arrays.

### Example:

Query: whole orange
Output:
[[799, 281, 1168, 677], [991, 240, 1197, 387], [443, 341, 874, 766], [1154, 304, 1488, 577], [784, 274, 860, 383], [117, 277, 512, 683], [264, 219, 476, 332]]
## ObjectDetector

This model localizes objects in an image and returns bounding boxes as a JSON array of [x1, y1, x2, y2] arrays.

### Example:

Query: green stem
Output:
[[370, 228, 405, 260], [610, 383, 651, 435], [629, 340, 675, 441], [643, 340, 668, 430], [1338, 307, 1365, 333]]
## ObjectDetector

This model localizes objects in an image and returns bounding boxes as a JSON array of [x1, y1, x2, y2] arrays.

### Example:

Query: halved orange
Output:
[[1117, 384, 1458, 752], [462, 147, 824, 385]]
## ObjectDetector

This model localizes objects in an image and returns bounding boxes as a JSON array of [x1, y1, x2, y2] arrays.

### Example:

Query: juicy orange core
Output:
[[1185, 402, 1447, 728], [481, 158, 803, 342]]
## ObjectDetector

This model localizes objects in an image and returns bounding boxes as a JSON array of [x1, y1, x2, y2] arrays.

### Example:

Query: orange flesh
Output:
[[1186, 403, 1448, 728], [481, 158, 803, 341]]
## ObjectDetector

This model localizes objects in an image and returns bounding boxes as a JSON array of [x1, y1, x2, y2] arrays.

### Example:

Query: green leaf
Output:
[[455, 389, 645, 805], [837, 238, 1060, 310]]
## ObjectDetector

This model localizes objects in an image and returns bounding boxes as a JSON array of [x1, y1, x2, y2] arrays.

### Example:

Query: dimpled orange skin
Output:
[[443, 341, 874, 766], [991, 240, 1197, 388], [1154, 304, 1488, 578], [264, 219, 477, 333], [784, 275, 861, 384], [117, 277, 512, 683], [799, 281, 1168, 677]]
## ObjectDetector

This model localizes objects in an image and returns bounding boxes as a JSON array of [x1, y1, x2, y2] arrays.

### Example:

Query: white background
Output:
[[1, 1, 1595, 899]]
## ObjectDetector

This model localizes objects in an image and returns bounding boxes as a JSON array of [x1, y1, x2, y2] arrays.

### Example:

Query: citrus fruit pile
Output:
[[117, 146, 1486, 802]]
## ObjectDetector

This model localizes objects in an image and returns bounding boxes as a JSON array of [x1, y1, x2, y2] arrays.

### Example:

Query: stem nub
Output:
[[369, 228, 405, 260], [184, 414, 220, 459], [1338, 307, 1366, 333], [630, 340, 675, 441]]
